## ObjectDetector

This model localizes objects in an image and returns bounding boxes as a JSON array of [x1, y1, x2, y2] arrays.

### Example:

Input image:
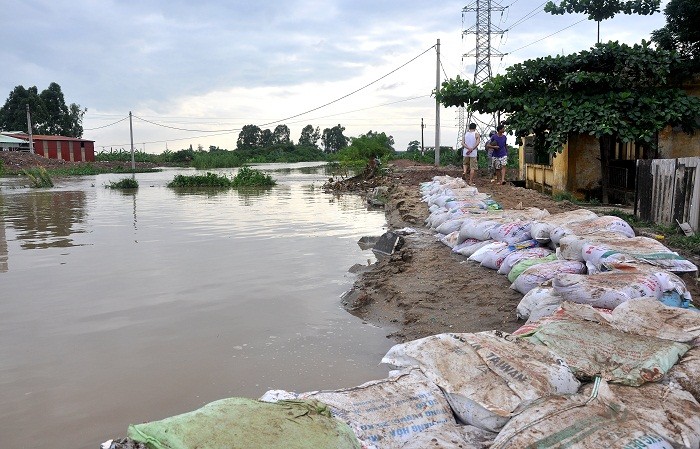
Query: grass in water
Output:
[[22, 167, 54, 188], [231, 166, 276, 187], [167, 172, 234, 188], [106, 177, 139, 189]]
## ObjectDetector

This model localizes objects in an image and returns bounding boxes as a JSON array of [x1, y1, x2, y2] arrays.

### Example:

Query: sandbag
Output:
[[524, 319, 690, 386], [511, 260, 587, 295], [439, 230, 460, 248], [668, 343, 700, 403], [489, 221, 533, 245], [480, 240, 540, 271], [530, 209, 598, 243], [581, 236, 698, 273], [127, 397, 360, 449], [497, 247, 554, 275], [608, 381, 700, 449], [557, 232, 629, 261], [435, 217, 467, 235], [607, 298, 700, 343], [552, 268, 690, 309], [452, 239, 494, 257], [468, 241, 506, 264], [516, 286, 563, 321], [381, 332, 580, 433], [263, 368, 488, 449], [490, 379, 675, 449], [550, 215, 635, 245], [507, 253, 557, 283], [459, 217, 507, 242]]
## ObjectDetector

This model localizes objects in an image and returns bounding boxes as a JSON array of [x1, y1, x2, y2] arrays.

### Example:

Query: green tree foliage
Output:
[[237, 124, 262, 150], [271, 124, 291, 145], [336, 130, 395, 163], [260, 128, 272, 148], [321, 124, 349, 153], [298, 125, 321, 148], [406, 140, 421, 153], [0, 83, 85, 137], [652, 0, 700, 73], [545, 0, 660, 42], [436, 41, 700, 202]]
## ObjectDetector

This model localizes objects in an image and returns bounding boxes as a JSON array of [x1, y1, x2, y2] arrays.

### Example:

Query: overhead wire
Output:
[[503, 1, 548, 31], [506, 18, 586, 54], [82, 116, 128, 131]]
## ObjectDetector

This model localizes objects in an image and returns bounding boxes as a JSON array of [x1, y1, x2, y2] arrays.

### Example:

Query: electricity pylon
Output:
[[457, 0, 505, 147]]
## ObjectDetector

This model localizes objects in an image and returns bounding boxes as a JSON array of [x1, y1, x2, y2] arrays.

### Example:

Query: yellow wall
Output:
[[658, 75, 700, 158]]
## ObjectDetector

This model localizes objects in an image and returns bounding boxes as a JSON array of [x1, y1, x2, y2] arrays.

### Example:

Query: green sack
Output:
[[128, 397, 360, 449], [507, 253, 557, 283]]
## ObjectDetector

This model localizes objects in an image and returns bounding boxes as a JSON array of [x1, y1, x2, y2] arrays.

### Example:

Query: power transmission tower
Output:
[[458, 0, 505, 146]]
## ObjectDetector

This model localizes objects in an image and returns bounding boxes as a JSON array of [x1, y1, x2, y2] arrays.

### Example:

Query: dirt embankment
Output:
[[0, 151, 157, 173], [341, 160, 700, 343]]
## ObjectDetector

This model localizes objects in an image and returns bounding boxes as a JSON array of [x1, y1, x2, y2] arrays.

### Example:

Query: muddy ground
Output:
[[341, 160, 700, 343], [0, 151, 158, 173]]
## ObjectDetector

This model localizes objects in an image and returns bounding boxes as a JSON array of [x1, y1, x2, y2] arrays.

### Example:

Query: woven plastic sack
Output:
[[452, 239, 494, 257], [525, 319, 690, 386], [550, 215, 635, 245], [607, 298, 700, 343], [512, 260, 587, 295], [668, 342, 700, 403], [507, 253, 557, 283], [582, 236, 698, 273], [530, 209, 598, 243], [480, 240, 540, 271], [489, 221, 533, 245], [490, 379, 676, 449], [439, 230, 460, 248], [497, 247, 554, 275], [468, 241, 507, 264], [382, 332, 580, 433], [459, 217, 507, 241], [435, 217, 468, 235], [127, 397, 360, 449], [516, 286, 563, 321]]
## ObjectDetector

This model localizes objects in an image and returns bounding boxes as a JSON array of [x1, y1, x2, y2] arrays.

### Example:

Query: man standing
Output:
[[462, 123, 480, 186], [487, 124, 508, 185]]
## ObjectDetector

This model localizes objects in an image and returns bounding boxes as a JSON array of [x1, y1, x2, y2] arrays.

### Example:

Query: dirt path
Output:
[[342, 160, 700, 343]]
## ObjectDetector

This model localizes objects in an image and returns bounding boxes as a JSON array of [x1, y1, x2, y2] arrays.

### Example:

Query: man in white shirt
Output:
[[462, 123, 480, 186]]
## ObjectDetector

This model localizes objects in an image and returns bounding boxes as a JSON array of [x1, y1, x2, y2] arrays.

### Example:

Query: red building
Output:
[[0, 133, 95, 162]]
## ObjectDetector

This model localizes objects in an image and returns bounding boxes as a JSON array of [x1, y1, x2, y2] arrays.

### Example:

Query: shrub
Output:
[[22, 167, 53, 188], [231, 166, 276, 187], [167, 172, 233, 188], [106, 177, 139, 189]]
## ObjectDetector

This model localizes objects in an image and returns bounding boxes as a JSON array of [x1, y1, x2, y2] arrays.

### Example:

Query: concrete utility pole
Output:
[[26, 104, 34, 154], [435, 38, 441, 166], [462, 0, 505, 137], [421, 117, 426, 155], [129, 111, 135, 170]]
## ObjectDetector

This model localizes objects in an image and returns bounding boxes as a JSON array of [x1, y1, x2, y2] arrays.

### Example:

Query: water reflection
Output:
[[3, 190, 87, 249]]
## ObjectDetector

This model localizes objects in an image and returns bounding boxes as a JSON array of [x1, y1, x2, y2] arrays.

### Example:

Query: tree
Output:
[[436, 41, 700, 203], [345, 130, 395, 161], [237, 124, 262, 150], [321, 124, 349, 153], [545, 0, 660, 42], [0, 83, 86, 137], [651, 0, 700, 73], [271, 124, 291, 145], [260, 128, 272, 148], [406, 140, 421, 153], [0, 86, 44, 133], [298, 124, 321, 148]]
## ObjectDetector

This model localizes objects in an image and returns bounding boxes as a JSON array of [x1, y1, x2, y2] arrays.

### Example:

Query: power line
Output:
[[83, 116, 128, 130], [506, 18, 586, 54], [503, 1, 547, 31]]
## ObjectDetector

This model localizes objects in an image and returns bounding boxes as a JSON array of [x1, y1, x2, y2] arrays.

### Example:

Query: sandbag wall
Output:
[[119, 175, 700, 449]]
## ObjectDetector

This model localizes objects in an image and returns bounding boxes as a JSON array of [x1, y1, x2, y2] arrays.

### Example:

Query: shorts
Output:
[[463, 156, 478, 170], [492, 156, 508, 170]]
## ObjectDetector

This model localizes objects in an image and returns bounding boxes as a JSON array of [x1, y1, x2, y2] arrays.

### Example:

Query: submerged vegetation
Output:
[[106, 177, 139, 189], [231, 167, 276, 187], [168, 172, 234, 188], [22, 167, 54, 188]]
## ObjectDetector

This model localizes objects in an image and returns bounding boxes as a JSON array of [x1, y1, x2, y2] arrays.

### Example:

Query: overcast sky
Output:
[[1, 0, 670, 153]]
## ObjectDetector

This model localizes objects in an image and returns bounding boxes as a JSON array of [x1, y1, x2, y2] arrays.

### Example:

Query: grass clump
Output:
[[167, 172, 233, 188], [106, 177, 139, 189], [231, 167, 276, 187], [23, 167, 54, 188]]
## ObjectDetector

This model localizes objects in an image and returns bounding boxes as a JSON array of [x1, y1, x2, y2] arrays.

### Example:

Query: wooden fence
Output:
[[636, 157, 700, 231]]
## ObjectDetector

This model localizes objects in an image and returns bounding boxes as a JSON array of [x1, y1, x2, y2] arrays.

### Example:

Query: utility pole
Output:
[[435, 38, 441, 166], [25, 104, 34, 154], [462, 0, 505, 137], [421, 118, 426, 155], [129, 111, 135, 170]]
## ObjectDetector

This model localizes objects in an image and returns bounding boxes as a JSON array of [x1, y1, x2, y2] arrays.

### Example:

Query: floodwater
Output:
[[0, 162, 393, 449]]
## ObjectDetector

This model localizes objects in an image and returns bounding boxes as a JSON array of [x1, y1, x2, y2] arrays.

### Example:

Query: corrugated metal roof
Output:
[[0, 134, 28, 144], [2, 133, 94, 142]]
